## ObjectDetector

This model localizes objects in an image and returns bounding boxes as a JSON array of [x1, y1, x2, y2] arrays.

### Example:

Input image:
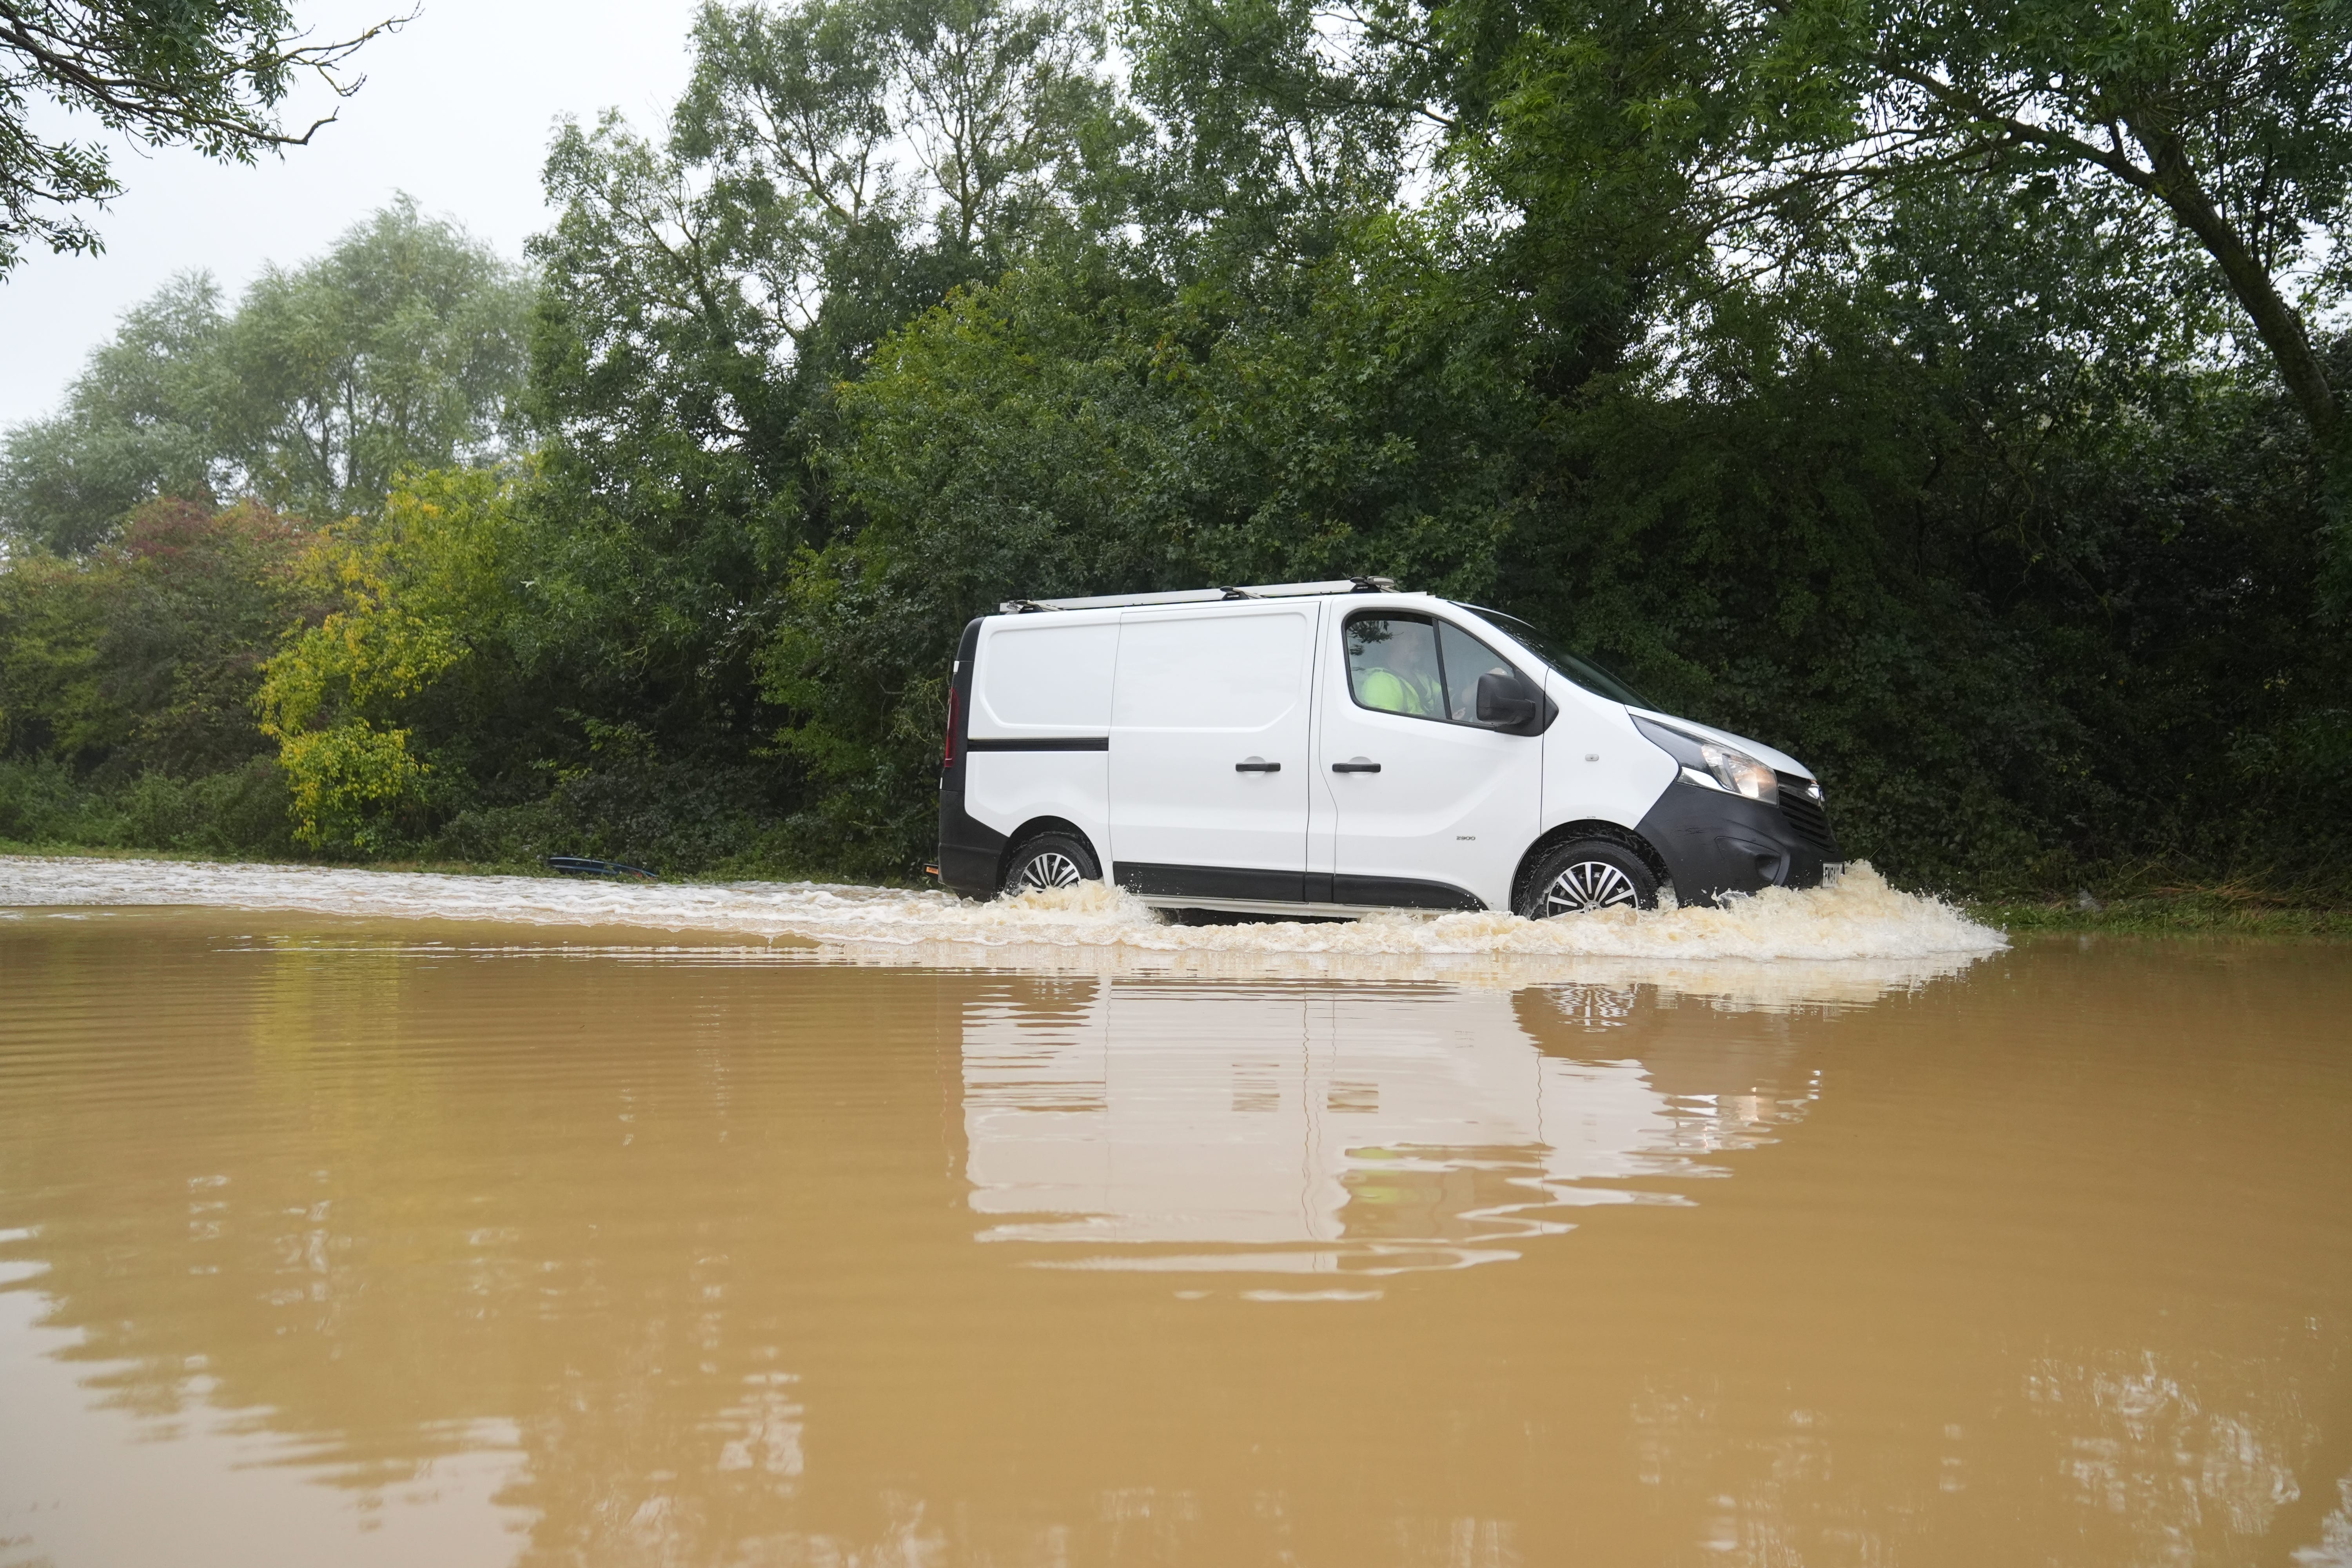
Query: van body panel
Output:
[[964, 749, 1111, 873], [1107, 602, 1319, 880], [937, 794, 1007, 896], [969, 614, 1119, 739], [1313, 660, 1540, 913], [1303, 595, 1341, 894], [950, 612, 1121, 890], [1323, 873, 1485, 911], [1114, 862, 1306, 903], [1535, 686, 1680, 850]]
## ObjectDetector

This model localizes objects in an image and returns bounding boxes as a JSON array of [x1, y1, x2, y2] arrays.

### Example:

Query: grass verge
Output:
[[1967, 889, 2352, 939]]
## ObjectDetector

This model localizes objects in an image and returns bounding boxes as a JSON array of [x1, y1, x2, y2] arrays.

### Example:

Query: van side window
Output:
[[1347, 613, 1531, 725], [1438, 621, 1519, 724], [1345, 616, 1444, 717]]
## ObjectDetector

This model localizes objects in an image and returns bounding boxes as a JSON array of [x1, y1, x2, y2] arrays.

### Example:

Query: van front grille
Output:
[[1773, 772, 1839, 855]]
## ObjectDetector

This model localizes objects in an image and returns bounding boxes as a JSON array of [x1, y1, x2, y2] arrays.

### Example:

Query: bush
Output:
[[0, 756, 298, 858], [0, 756, 99, 844], [115, 760, 298, 857]]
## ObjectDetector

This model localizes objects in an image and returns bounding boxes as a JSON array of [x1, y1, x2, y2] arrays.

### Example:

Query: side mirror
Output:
[[1475, 671, 1539, 728]]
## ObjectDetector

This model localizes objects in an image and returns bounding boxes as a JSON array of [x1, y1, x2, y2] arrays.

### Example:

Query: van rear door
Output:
[[960, 613, 1120, 880], [1109, 603, 1319, 902]]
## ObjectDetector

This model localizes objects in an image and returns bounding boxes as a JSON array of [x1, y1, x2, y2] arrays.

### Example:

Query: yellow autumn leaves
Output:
[[258, 468, 515, 851]]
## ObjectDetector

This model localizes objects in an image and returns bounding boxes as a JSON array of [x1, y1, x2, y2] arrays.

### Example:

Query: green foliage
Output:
[[265, 719, 432, 853], [0, 755, 89, 842], [258, 468, 519, 852], [424, 760, 794, 875], [505, 0, 1125, 871], [0, 198, 529, 553], [1118, 0, 1418, 281], [4, 0, 2349, 902], [0, 0, 399, 272], [1740, 0, 2352, 421], [0, 497, 318, 774], [223, 197, 533, 517], [0, 756, 298, 856], [0, 275, 229, 555], [1975, 892, 2352, 941], [0, 552, 120, 762], [767, 216, 1540, 870], [1444, 0, 2352, 590]]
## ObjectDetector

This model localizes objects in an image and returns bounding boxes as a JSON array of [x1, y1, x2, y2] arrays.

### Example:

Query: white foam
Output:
[[0, 854, 2003, 1000]]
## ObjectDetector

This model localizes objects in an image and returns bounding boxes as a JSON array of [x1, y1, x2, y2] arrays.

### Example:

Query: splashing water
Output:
[[2, 853, 2003, 1002]]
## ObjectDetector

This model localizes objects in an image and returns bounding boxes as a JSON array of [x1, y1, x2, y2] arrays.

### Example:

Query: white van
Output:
[[933, 580, 1839, 918]]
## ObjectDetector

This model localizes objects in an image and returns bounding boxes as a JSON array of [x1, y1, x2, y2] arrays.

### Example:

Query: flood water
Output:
[[2, 861, 2349, 1567]]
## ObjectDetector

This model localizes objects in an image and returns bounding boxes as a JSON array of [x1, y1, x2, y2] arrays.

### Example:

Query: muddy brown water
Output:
[[1, 907, 2348, 1567]]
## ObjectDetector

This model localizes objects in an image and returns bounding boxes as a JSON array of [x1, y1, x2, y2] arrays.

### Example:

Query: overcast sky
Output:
[[0, 0, 707, 430]]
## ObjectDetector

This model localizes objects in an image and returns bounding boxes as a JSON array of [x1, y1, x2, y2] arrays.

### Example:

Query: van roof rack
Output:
[[999, 577, 1398, 613]]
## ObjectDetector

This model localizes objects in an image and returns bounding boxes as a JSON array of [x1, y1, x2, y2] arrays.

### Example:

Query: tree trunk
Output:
[[2131, 119, 2340, 446]]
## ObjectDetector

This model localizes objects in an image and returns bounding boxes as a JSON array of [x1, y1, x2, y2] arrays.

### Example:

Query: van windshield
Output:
[[1461, 607, 1655, 710]]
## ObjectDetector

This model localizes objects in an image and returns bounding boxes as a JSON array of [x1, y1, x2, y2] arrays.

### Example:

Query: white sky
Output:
[[0, 0, 707, 429]]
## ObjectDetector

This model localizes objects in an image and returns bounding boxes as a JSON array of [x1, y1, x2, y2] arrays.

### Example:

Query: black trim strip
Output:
[[1115, 862, 1305, 902], [940, 619, 982, 793], [1331, 874, 1483, 911], [935, 795, 1007, 899], [1116, 862, 1484, 911], [965, 736, 1111, 752], [935, 620, 995, 899]]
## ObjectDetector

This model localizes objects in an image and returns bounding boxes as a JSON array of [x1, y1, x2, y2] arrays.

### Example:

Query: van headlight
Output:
[[1633, 715, 1781, 805], [1699, 742, 1778, 803]]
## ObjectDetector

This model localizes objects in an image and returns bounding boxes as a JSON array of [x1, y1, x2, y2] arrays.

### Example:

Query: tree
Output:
[[517, 0, 1119, 762], [256, 467, 517, 851], [0, 0, 402, 273], [890, 0, 1113, 251], [1738, 0, 2352, 468], [0, 496, 317, 775], [0, 271, 228, 554], [0, 197, 530, 552], [1418, 0, 2352, 586], [223, 195, 531, 517], [1118, 0, 1425, 278]]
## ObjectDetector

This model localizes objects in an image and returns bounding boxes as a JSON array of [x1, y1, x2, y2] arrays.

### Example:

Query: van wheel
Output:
[[1517, 839, 1659, 918], [1000, 832, 1100, 896]]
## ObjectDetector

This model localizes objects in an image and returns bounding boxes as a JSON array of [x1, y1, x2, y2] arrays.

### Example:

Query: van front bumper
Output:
[[1634, 781, 1839, 907]]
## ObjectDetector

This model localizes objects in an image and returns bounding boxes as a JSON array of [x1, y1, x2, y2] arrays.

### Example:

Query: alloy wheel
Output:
[[1015, 851, 1085, 891], [1543, 860, 1638, 915]]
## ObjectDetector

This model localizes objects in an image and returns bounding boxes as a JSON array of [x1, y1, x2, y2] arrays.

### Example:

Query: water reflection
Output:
[[2, 912, 2349, 1568], [962, 980, 1818, 1277]]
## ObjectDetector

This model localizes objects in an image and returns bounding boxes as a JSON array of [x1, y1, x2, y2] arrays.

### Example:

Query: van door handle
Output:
[[1234, 760, 1281, 773], [1331, 760, 1381, 773]]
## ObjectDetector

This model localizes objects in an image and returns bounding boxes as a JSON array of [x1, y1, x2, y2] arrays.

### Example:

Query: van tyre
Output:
[[1000, 832, 1100, 897], [1518, 839, 1659, 918]]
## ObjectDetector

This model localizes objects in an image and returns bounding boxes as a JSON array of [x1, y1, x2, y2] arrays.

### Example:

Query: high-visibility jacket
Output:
[[1357, 665, 1437, 716]]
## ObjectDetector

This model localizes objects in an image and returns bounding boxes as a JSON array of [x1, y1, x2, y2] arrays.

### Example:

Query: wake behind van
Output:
[[934, 580, 1839, 918]]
